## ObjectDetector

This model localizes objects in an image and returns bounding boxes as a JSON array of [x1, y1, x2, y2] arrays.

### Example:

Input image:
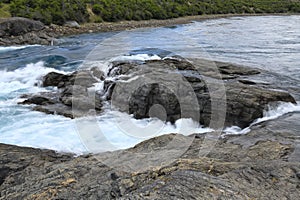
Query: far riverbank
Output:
[[0, 13, 298, 46]]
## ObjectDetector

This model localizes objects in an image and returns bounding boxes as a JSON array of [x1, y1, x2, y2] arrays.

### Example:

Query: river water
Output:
[[0, 15, 299, 154]]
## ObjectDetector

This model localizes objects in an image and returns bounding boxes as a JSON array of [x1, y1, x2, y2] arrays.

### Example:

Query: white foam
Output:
[[3, 98, 297, 154], [223, 102, 300, 136], [80, 54, 161, 77], [223, 126, 251, 136], [0, 108, 87, 155], [0, 45, 41, 52], [0, 61, 86, 154], [74, 110, 212, 153], [0, 61, 65, 95], [254, 102, 300, 124], [0, 106, 213, 155], [112, 54, 161, 62]]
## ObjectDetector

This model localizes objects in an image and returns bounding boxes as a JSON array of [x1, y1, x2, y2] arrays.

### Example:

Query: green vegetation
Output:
[[0, 3, 11, 18], [1, 0, 300, 25], [5, 0, 89, 25]]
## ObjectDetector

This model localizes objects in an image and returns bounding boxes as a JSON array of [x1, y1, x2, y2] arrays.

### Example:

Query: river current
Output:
[[0, 15, 300, 154]]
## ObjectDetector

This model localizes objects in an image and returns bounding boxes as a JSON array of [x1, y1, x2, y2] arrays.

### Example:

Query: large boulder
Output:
[[222, 83, 295, 127], [42, 70, 99, 88], [64, 21, 80, 28], [42, 72, 69, 87], [104, 59, 296, 128], [0, 17, 44, 37]]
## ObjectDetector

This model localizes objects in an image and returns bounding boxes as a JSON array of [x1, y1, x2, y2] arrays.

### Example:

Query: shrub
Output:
[[92, 4, 102, 15], [7, 0, 300, 25]]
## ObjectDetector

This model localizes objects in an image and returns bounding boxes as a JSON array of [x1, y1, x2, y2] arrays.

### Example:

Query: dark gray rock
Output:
[[0, 17, 44, 37], [217, 62, 260, 76], [21, 70, 102, 118], [238, 79, 257, 85], [0, 17, 57, 46], [0, 32, 53, 46], [72, 70, 98, 87], [20, 95, 55, 105], [60, 85, 102, 110], [42, 72, 69, 87], [104, 59, 296, 128], [42, 70, 97, 88], [222, 83, 295, 127], [91, 67, 105, 81]]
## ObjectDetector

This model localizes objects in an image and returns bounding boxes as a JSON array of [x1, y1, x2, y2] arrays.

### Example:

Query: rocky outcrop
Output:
[[0, 17, 56, 46], [103, 58, 296, 128], [42, 68, 103, 88], [19, 58, 296, 128], [19, 69, 103, 118], [0, 111, 299, 199], [0, 17, 44, 37]]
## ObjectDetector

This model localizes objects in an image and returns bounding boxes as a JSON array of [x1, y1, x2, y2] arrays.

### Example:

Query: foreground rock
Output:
[[0, 112, 299, 199], [20, 58, 296, 128]]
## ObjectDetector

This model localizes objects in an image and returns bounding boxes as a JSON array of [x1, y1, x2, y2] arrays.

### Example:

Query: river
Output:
[[0, 15, 299, 154]]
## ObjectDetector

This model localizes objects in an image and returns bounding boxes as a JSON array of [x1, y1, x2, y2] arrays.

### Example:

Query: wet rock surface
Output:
[[0, 112, 299, 199]]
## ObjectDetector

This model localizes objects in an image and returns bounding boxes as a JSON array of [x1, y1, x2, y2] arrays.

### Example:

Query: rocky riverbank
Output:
[[0, 14, 289, 46]]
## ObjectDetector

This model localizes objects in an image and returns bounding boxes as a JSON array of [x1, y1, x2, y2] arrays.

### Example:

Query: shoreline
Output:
[[47, 13, 298, 37], [0, 13, 298, 46]]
